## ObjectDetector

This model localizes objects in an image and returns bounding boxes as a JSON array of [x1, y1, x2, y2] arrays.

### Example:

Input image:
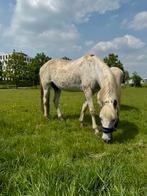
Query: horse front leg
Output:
[[83, 88, 99, 134], [79, 98, 88, 127]]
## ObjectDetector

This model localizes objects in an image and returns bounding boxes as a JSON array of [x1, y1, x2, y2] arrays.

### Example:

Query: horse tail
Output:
[[40, 77, 44, 114]]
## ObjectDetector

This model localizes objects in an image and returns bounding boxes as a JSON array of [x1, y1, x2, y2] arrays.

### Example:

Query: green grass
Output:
[[0, 87, 147, 195]]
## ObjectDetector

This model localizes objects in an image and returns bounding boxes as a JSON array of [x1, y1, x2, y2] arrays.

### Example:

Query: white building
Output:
[[0, 52, 31, 71], [125, 78, 134, 86], [0, 52, 32, 80], [142, 78, 147, 84]]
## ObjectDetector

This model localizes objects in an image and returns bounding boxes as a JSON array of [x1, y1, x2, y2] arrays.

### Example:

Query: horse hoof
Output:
[[58, 116, 64, 121], [44, 116, 49, 120], [80, 122, 84, 128], [94, 129, 100, 135]]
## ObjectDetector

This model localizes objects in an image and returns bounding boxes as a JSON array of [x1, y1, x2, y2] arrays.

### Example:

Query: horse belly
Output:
[[52, 74, 82, 92]]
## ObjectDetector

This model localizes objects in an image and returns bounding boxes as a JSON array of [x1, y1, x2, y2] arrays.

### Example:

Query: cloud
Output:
[[0, 24, 2, 32], [121, 51, 147, 78], [90, 35, 145, 53], [2, 0, 126, 56], [123, 11, 147, 31], [69, 0, 123, 22], [85, 40, 94, 47], [89, 35, 147, 77]]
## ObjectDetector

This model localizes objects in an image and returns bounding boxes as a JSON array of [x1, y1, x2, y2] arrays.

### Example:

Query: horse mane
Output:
[[92, 55, 118, 103], [99, 78, 118, 102]]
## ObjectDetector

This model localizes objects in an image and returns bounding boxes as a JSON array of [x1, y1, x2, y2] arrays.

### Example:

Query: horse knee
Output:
[[43, 97, 48, 104], [90, 109, 96, 116]]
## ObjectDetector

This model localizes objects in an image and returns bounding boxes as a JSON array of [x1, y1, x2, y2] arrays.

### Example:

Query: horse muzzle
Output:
[[101, 119, 119, 143], [102, 132, 113, 143]]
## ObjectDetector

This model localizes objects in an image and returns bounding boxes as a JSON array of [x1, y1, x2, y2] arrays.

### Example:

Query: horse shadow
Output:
[[55, 114, 139, 143], [52, 104, 139, 143], [66, 115, 139, 143], [121, 104, 139, 112], [59, 113, 93, 125], [113, 104, 139, 143], [114, 120, 139, 143]]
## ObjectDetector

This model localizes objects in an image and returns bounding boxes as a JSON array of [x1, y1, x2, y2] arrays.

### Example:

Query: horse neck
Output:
[[94, 59, 118, 102], [102, 76, 118, 103]]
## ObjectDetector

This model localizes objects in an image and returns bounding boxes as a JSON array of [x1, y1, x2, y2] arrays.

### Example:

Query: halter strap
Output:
[[102, 127, 114, 133]]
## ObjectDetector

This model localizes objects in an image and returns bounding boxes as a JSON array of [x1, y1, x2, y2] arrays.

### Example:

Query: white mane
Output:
[[90, 56, 118, 103]]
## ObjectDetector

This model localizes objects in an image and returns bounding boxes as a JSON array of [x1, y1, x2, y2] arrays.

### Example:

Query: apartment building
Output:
[[0, 52, 32, 80], [0, 52, 32, 71]]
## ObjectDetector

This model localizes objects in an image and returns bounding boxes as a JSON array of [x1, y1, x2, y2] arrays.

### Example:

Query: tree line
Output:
[[0, 52, 51, 87], [0, 51, 142, 87], [103, 53, 142, 87]]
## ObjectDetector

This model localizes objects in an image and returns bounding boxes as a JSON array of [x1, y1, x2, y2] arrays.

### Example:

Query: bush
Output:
[[132, 72, 142, 87]]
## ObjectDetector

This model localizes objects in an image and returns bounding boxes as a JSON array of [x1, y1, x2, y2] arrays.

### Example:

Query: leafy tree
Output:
[[62, 56, 71, 61], [29, 53, 51, 86], [0, 61, 2, 81], [104, 53, 124, 72], [4, 51, 28, 88], [131, 72, 142, 87], [124, 70, 130, 83]]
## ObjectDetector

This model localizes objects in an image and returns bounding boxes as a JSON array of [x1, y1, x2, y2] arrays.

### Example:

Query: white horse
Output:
[[39, 54, 120, 143]]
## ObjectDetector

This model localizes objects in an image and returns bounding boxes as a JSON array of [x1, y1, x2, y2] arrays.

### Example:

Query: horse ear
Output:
[[113, 99, 117, 109]]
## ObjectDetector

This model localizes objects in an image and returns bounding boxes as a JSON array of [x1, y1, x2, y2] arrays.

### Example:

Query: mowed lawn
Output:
[[0, 87, 147, 195]]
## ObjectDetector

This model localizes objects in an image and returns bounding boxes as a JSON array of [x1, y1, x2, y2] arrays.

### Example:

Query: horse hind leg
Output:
[[42, 83, 50, 119], [52, 83, 63, 120], [79, 98, 88, 127]]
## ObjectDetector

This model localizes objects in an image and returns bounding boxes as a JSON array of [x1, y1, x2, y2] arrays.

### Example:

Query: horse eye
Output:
[[112, 119, 115, 123]]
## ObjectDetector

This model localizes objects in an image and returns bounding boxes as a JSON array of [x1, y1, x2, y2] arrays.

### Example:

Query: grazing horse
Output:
[[39, 54, 120, 143]]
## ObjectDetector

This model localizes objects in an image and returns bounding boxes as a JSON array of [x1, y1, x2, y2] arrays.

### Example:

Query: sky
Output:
[[0, 0, 147, 77]]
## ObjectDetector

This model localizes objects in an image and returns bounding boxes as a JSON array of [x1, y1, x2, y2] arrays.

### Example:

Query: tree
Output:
[[124, 70, 130, 83], [29, 53, 51, 86], [0, 61, 2, 81], [131, 72, 142, 87], [62, 56, 71, 61], [4, 51, 28, 88], [103, 53, 124, 72]]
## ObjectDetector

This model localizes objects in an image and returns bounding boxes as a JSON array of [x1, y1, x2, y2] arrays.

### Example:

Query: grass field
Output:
[[0, 87, 147, 195]]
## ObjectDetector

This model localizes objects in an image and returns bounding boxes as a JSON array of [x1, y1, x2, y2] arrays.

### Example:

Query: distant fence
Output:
[[0, 80, 39, 89]]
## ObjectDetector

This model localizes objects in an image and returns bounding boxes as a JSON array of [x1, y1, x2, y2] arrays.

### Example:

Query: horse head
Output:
[[98, 97, 119, 143]]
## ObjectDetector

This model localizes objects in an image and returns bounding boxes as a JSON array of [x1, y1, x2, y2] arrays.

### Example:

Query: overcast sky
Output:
[[0, 0, 147, 77]]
